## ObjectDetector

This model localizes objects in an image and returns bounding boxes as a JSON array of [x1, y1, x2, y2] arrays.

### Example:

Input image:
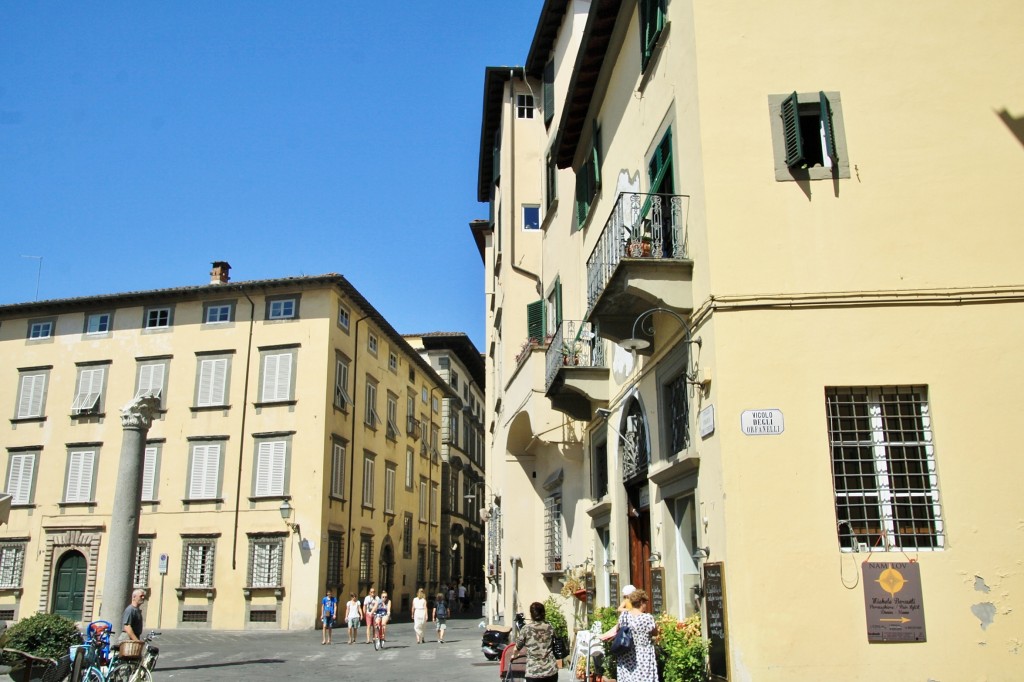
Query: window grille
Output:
[[326, 532, 344, 587], [0, 544, 25, 589], [402, 514, 413, 558], [416, 546, 426, 585], [544, 494, 563, 571], [181, 610, 207, 622], [249, 610, 276, 623], [248, 537, 283, 588], [487, 505, 502, 576], [133, 541, 151, 589], [826, 386, 944, 552], [358, 536, 373, 585], [182, 540, 216, 588], [666, 369, 690, 454], [0, 609, 14, 621]]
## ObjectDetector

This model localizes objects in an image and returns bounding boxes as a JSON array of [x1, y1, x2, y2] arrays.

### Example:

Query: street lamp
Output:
[[278, 499, 301, 536], [621, 307, 705, 386]]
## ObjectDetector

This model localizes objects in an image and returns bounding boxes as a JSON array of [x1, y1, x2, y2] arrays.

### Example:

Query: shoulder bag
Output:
[[609, 615, 634, 656]]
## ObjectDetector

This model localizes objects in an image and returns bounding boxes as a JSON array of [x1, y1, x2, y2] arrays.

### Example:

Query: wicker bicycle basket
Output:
[[118, 641, 144, 659]]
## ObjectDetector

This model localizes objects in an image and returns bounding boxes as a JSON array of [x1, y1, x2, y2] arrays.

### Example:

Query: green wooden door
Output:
[[52, 551, 87, 620]]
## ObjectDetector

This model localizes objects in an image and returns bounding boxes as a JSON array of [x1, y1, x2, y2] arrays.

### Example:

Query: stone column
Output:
[[99, 396, 159, 634]]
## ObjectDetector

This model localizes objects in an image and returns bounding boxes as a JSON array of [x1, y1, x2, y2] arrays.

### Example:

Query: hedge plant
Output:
[[0, 612, 82, 664]]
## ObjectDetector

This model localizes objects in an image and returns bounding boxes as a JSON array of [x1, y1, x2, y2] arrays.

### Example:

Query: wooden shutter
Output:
[[781, 91, 804, 167], [136, 363, 165, 400], [198, 358, 227, 406], [141, 447, 157, 501], [17, 374, 44, 419], [255, 441, 286, 496], [527, 299, 546, 342], [332, 443, 346, 497], [66, 450, 95, 503], [554, 280, 563, 331], [72, 367, 103, 413], [262, 353, 292, 402], [190, 444, 220, 499], [820, 91, 838, 165], [8, 453, 34, 505]]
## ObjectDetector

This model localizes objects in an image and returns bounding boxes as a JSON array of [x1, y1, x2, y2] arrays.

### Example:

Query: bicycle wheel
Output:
[[83, 667, 104, 682], [70, 649, 86, 682]]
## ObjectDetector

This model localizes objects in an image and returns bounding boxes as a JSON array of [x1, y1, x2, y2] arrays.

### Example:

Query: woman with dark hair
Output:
[[601, 588, 659, 682], [513, 601, 558, 682]]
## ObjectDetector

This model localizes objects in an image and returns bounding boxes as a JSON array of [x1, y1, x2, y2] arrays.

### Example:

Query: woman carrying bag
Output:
[[601, 588, 659, 682], [513, 601, 558, 682]]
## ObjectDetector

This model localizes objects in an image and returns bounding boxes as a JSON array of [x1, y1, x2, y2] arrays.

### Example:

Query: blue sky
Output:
[[1, 2, 541, 351]]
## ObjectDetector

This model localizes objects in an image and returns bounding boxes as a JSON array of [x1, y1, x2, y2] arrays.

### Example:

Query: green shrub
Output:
[[593, 606, 620, 678], [0, 612, 82, 664], [542, 596, 568, 641], [655, 613, 707, 682]]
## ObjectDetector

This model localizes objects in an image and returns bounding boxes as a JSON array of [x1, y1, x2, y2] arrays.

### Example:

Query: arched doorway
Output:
[[378, 540, 395, 598], [52, 551, 87, 620], [621, 398, 652, 594]]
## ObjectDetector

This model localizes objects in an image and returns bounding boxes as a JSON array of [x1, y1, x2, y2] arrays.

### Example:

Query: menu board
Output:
[[609, 573, 620, 607], [703, 562, 728, 680], [650, 568, 665, 615]]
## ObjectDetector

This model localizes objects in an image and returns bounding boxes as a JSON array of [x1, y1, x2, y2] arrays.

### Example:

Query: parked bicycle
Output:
[[68, 622, 159, 682]]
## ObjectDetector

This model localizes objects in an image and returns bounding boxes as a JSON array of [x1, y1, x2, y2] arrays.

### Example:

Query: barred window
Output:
[[416, 546, 426, 585], [487, 505, 502, 576], [326, 531, 344, 587], [544, 493, 563, 571], [133, 541, 152, 589], [182, 539, 216, 588], [358, 536, 373, 586], [0, 544, 25, 589], [248, 536, 284, 588], [826, 386, 944, 552], [402, 514, 413, 558]]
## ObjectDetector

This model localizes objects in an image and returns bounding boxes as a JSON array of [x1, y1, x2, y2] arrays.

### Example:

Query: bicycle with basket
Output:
[[68, 621, 159, 682]]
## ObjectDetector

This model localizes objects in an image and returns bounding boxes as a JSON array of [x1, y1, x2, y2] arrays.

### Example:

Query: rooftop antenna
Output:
[[20, 255, 42, 301]]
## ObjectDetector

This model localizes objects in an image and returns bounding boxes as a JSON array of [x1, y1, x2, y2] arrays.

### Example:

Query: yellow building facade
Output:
[[477, 1, 1024, 679], [0, 265, 457, 630]]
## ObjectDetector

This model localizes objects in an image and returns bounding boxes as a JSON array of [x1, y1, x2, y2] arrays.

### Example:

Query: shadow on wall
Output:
[[997, 108, 1024, 148]]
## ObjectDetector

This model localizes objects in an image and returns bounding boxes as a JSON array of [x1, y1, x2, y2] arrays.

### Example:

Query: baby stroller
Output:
[[498, 642, 526, 680]]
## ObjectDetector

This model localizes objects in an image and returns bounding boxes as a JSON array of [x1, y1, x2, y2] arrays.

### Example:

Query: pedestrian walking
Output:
[[600, 588, 659, 682], [320, 589, 337, 644], [432, 592, 449, 644], [513, 601, 558, 682], [363, 587, 378, 643], [412, 588, 428, 644], [458, 581, 468, 613], [345, 593, 363, 645]]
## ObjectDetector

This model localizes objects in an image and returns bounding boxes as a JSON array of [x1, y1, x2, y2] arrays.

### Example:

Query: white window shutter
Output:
[[66, 450, 94, 503], [261, 355, 280, 402], [190, 445, 220, 499], [256, 441, 286, 496], [136, 364, 164, 399], [274, 354, 293, 401], [8, 454, 34, 505], [141, 447, 157, 501], [198, 359, 227, 406], [17, 374, 44, 419], [332, 443, 345, 497]]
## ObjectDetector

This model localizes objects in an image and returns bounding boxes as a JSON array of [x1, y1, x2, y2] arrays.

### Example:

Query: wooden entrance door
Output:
[[628, 508, 652, 595], [52, 551, 87, 620]]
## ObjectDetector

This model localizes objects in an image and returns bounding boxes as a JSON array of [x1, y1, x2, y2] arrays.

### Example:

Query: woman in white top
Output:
[[412, 587, 429, 643]]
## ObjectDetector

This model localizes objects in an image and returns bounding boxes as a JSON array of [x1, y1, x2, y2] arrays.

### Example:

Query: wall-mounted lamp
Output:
[[622, 307, 707, 387], [603, 558, 615, 568], [279, 499, 301, 536], [692, 546, 710, 561], [648, 551, 662, 565]]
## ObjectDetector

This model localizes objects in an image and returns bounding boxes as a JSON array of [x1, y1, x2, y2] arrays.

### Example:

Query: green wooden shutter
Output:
[[781, 91, 804, 168], [641, 128, 673, 220], [543, 61, 555, 127], [527, 300, 546, 343], [592, 122, 602, 190], [554, 280, 563, 331], [820, 91, 838, 165]]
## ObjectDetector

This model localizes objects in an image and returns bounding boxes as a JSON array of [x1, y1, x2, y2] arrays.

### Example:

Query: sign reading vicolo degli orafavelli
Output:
[[862, 561, 927, 643]]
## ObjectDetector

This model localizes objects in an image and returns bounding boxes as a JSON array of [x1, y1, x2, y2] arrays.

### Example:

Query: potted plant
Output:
[[654, 612, 707, 682], [543, 596, 569, 666], [561, 342, 582, 366]]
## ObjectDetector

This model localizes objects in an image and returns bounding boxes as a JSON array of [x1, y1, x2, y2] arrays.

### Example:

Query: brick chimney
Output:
[[210, 261, 231, 285]]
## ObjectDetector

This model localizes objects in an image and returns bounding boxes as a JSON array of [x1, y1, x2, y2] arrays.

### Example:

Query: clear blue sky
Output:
[[1, 2, 541, 351]]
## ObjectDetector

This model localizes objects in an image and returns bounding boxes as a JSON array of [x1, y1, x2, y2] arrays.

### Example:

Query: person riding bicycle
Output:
[[373, 591, 392, 642]]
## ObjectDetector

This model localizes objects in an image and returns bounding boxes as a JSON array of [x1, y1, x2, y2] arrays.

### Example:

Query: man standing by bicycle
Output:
[[122, 589, 146, 642]]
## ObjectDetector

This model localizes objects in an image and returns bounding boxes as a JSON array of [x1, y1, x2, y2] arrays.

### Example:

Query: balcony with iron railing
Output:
[[543, 320, 609, 421], [586, 192, 693, 343]]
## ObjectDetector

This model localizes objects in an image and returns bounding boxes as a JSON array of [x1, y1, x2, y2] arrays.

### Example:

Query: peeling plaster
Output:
[[974, 575, 991, 593], [972, 601, 997, 630]]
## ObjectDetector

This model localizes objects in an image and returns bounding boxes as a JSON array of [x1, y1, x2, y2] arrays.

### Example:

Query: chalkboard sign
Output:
[[609, 573, 620, 607], [650, 568, 664, 615], [703, 562, 728, 680], [585, 572, 596, 619]]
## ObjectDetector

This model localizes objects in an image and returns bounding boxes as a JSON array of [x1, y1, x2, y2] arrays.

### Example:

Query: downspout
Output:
[[507, 69, 543, 296], [345, 315, 371, 574], [231, 290, 257, 569]]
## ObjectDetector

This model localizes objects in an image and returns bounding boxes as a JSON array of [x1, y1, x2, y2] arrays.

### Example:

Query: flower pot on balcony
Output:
[[573, 588, 588, 602]]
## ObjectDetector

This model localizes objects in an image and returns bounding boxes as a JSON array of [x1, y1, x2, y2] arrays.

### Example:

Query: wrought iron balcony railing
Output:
[[544, 320, 605, 391], [586, 192, 690, 314]]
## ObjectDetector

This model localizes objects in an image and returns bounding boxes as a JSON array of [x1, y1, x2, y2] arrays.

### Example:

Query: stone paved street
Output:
[[150, 615, 575, 682]]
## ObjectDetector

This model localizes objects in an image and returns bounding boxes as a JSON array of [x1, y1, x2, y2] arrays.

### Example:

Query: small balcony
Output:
[[586, 192, 693, 343], [544, 320, 609, 421]]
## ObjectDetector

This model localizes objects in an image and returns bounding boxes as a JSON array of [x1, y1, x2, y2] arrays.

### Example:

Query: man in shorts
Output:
[[432, 593, 448, 644]]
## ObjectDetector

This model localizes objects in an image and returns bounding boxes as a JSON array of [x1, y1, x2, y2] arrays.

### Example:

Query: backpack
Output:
[[436, 600, 448, 618]]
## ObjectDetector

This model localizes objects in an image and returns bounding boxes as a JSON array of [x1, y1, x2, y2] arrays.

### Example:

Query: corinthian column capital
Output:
[[120, 395, 160, 430]]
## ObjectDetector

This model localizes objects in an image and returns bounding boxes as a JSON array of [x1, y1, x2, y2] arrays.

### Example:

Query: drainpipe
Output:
[[507, 69, 543, 297], [231, 290, 257, 570], [345, 315, 370, 579]]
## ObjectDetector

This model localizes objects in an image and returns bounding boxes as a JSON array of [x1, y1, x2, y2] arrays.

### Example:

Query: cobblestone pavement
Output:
[[151, 614, 575, 682]]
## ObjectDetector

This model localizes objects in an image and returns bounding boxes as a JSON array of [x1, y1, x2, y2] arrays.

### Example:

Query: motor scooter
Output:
[[481, 612, 525, 661]]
